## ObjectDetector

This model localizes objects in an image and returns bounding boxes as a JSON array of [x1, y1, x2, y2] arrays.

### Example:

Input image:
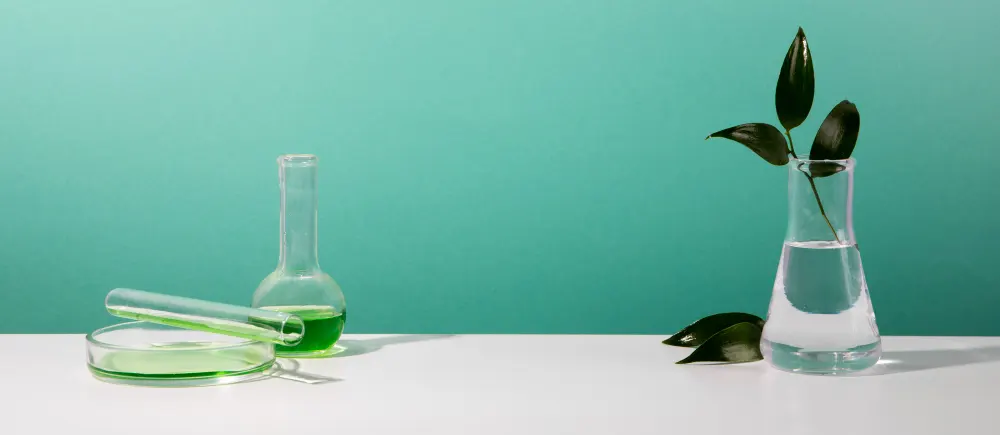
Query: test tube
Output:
[[105, 288, 304, 346]]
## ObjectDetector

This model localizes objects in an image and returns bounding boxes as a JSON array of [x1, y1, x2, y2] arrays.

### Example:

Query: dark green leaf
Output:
[[662, 312, 765, 347], [807, 101, 860, 178], [776, 27, 815, 131], [706, 123, 789, 166], [802, 161, 848, 178], [810, 100, 860, 161], [675, 322, 763, 364]]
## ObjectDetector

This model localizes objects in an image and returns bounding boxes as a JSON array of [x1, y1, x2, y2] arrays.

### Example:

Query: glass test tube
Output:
[[105, 288, 305, 346]]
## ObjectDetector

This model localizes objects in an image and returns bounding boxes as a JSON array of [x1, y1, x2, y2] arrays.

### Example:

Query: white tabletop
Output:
[[1, 334, 997, 434]]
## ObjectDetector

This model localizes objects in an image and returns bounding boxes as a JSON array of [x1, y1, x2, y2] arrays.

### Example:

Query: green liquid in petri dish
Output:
[[88, 338, 275, 386], [260, 306, 346, 357]]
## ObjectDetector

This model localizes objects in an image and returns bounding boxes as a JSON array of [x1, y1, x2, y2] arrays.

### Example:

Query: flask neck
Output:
[[786, 159, 856, 245], [277, 155, 320, 273]]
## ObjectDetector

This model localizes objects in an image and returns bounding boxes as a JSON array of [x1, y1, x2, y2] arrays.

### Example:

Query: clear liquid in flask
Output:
[[760, 240, 881, 374]]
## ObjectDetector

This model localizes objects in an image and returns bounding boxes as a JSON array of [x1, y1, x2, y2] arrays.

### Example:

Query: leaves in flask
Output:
[[675, 322, 764, 364], [775, 27, 815, 132], [706, 123, 789, 166], [663, 312, 765, 347], [808, 100, 860, 177]]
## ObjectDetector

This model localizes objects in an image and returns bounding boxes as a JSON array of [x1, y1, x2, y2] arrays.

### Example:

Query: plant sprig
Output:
[[707, 27, 861, 243], [673, 28, 862, 364]]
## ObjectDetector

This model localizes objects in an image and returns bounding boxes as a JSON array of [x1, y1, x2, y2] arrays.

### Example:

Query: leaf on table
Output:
[[776, 27, 815, 132], [808, 100, 861, 177], [706, 123, 789, 166], [675, 322, 764, 364], [663, 312, 765, 347]]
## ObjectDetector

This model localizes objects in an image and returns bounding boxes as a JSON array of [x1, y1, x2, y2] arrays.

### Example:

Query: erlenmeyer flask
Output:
[[760, 158, 881, 374], [252, 154, 347, 358]]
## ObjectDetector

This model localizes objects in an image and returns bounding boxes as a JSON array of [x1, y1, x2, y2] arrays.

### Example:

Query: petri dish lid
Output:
[[86, 321, 275, 387]]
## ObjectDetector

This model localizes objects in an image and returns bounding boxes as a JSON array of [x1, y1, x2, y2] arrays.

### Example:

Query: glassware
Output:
[[760, 158, 881, 374], [252, 154, 347, 358], [106, 288, 305, 346], [87, 321, 275, 387]]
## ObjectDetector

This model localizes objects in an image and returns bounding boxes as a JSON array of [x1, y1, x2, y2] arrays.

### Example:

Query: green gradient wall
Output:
[[2, 1, 997, 335]]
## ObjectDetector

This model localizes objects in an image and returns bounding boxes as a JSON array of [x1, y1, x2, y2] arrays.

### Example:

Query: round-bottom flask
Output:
[[252, 154, 347, 358]]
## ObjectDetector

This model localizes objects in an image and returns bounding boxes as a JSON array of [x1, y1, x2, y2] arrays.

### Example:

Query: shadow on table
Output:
[[269, 359, 341, 384], [235, 335, 453, 385], [232, 358, 341, 386], [864, 346, 1000, 376], [333, 334, 455, 358]]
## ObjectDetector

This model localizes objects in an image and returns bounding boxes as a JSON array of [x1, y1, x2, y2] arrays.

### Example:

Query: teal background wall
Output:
[[1, 1, 997, 335]]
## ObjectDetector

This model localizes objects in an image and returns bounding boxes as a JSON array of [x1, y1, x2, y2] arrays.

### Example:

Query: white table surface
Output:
[[0, 334, 997, 434]]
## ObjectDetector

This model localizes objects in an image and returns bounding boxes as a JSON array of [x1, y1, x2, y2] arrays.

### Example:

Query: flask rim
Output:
[[790, 156, 855, 165], [790, 157, 856, 172], [278, 154, 318, 167]]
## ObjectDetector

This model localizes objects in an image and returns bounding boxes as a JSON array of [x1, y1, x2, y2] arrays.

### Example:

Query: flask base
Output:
[[263, 306, 347, 358], [761, 339, 881, 375]]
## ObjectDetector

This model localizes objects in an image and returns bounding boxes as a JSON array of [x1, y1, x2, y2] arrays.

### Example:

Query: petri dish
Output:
[[86, 321, 275, 387]]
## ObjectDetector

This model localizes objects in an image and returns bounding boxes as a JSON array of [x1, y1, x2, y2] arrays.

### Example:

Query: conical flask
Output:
[[760, 158, 881, 374], [252, 154, 347, 358]]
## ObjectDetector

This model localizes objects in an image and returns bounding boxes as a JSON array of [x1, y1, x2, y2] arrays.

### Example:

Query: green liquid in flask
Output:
[[262, 306, 346, 357]]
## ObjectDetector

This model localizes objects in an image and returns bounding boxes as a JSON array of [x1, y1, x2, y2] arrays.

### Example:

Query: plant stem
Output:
[[806, 175, 842, 243], [785, 130, 798, 159], [785, 130, 841, 243]]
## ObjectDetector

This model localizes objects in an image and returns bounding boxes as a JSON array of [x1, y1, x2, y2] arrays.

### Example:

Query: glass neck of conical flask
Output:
[[278, 155, 320, 273], [786, 158, 856, 245]]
